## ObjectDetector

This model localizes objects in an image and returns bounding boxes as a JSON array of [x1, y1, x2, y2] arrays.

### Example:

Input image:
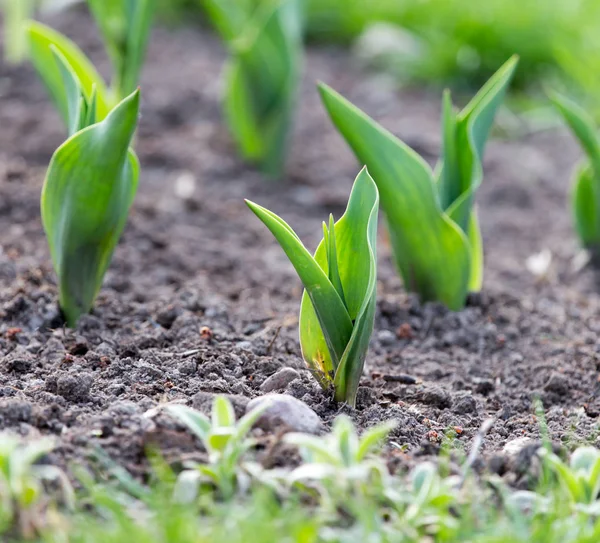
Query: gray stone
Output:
[[260, 368, 299, 392], [377, 330, 396, 346], [56, 372, 93, 402], [247, 394, 323, 434]]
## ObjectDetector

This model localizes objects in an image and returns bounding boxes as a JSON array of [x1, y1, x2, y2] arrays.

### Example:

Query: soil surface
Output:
[[1, 7, 599, 479]]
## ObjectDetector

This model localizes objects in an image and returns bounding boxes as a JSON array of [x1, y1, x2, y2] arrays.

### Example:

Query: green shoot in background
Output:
[[550, 92, 600, 253], [319, 56, 518, 310], [87, 0, 155, 101], [26, 0, 154, 125], [2, 0, 36, 64], [40, 50, 141, 326], [247, 167, 379, 406], [203, 0, 304, 177]]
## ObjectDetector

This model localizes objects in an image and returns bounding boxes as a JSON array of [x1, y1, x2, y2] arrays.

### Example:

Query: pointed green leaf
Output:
[[443, 56, 518, 232], [246, 200, 353, 372], [326, 215, 346, 306], [212, 396, 236, 428], [50, 47, 86, 137], [357, 420, 397, 461], [319, 83, 471, 310], [41, 90, 140, 326], [26, 21, 110, 124], [467, 207, 484, 292], [165, 404, 211, 445], [549, 91, 600, 175], [571, 164, 600, 248]]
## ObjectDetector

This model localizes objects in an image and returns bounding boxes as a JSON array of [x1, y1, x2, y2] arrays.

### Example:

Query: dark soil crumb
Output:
[[1, 7, 599, 477]]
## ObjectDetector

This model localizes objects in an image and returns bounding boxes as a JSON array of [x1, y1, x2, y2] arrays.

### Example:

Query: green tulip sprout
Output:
[[204, 0, 304, 177], [319, 56, 518, 310], [247, 167, 379, 406], [550, 92, 600, 253], [26, 0, 154, 124], [40, 50, 141, 326]]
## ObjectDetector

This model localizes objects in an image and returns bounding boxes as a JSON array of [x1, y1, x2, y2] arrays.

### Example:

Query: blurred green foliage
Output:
[[157, 0, 600, 107]]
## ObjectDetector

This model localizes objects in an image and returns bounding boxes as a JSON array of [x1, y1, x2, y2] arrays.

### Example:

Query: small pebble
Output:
[[260, 368, 299, 392]]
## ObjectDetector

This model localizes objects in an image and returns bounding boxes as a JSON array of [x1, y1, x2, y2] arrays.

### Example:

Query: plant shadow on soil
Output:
[[1, 7, 600, 481]]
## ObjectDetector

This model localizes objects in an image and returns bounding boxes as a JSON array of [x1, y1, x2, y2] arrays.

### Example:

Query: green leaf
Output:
[[165, 404, 211, 445], [212, 396, 236, 428], [325, 215, 346, 306], [549, 91, 600, 174], [220, 0, 304, 176], [203, 0, 255, 42], [319, 57, 517, 310], [319, 82, 471, 310], [87, 0, 155, 99], [297, 168, 378, 405], [442, 55, 518, 233], [356, 420, 397, 461], [50, 47, 87, 137], [41, 90, 140, 326], [245, 200, 353, 373], [26, 21, 110, 124], [571, 164, 600, 248]]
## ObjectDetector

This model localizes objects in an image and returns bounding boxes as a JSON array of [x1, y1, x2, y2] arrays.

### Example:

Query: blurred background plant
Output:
[[155, 0, 600, 118]]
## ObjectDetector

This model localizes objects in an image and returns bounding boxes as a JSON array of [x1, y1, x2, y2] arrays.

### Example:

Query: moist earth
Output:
[[1, 8, 599, 479]]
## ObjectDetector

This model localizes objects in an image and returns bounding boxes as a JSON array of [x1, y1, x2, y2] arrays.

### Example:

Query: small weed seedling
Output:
[[550, 92, 600, 253], [247, 168, 379, 406], [165, 396, 268, 500], [541, 446, 600, 508], [26, 0, 154, 124], [319, 56, 518, 310], [40, 50, 140, 326], [0, 434, 73, 538], [284, 416, 395, 516], [204, 0, 304, 176]]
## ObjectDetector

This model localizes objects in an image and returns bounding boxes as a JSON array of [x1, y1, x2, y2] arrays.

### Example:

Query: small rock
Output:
[[377, 329, 396, 346], [236, 341, 253, 352], [247, 394, 323, 434], [452, 393, 478, 415], [420, 386, 451, 409], [156, 305, 181, 329], [56, 373, 93, 402], [260, 368, 299, 392], [474, 379, 495, 395], [544, 372, 569, 395], [178, 360, 197, 375], [503, 437, 534, 457], [0, 399, 32, 423]]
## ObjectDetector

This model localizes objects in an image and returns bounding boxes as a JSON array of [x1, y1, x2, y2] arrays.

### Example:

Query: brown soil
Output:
[[1, 7, 599, 478]]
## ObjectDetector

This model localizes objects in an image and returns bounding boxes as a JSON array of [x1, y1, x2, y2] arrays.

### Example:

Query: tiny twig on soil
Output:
[[266, 326, 281, 355]]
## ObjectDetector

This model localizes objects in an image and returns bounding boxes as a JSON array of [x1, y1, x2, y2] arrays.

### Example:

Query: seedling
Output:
[[26, 0, 154, 125], [541, 447, 600, 506], [0, 434, 74, 538], [247, 168, 379, 406], [40, 51, 140, 326], [165, 396, 268, 500], [550, 92, 600, 253], [319, 56, 518, 310], [87, 0, 155, 100], [204, 0, 304, 176]]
